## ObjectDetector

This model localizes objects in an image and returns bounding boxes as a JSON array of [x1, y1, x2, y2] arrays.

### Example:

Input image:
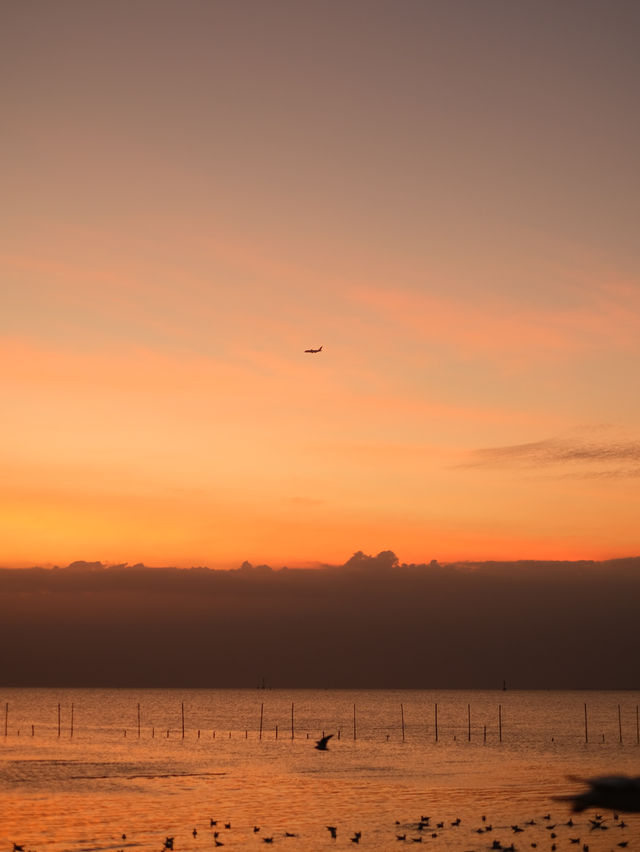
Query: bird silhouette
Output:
[[315, 733, 334, 750], [555, 775, 640, 813]]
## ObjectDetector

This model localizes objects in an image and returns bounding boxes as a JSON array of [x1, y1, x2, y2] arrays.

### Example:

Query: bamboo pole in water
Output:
[[498, 704, 502, 743], [70, 703, 74, 738], [636, 705, 639, 745], [584, 703, 588, 743], [259, 703, 264, 741], [353, 704, 357, 741], [618, 704, 623, 743], [137, 703, 141, 739], [467, 704, 471, 742], [57, 703, 61, 737], [181, 702, 185, 739], [400, 703, 405, 742], [4, 702, 7, 737], [434, 703, 438, 742], [291, 702, 294, 740]]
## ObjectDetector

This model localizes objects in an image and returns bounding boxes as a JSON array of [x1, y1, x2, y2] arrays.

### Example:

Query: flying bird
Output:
[[304, 345, 323, 353], [554, 775, 640, 813], [315, 733, 334, 750]]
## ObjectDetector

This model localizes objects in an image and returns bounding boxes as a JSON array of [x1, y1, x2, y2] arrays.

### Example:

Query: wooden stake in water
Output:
[[291, 702, 294, 740], [181, 702, 185, 739], [636, 705, 639, 745], [400, 703, 405, 742], [70, 703, 74, 738], [137, 703, 141, 739], [58, 703, 61, 738], [434, 703, 438, 742], [259, 702, 264, 741], [618, 704, 623, 743], [498, 704, 502, 743], [584, 702, 588, 743], [467, 704, 471, 742], [353, 703, 357, 741], [4, 702, 7, 737]]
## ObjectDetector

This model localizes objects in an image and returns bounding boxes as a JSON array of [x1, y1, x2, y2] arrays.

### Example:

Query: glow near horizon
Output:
[[2, 0, 640, 567]]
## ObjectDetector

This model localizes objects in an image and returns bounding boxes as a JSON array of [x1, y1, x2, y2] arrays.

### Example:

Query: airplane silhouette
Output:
[[304, 346, 323, 353]]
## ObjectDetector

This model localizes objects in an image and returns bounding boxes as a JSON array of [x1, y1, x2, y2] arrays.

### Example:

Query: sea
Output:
[[1, 689, 639, 851]]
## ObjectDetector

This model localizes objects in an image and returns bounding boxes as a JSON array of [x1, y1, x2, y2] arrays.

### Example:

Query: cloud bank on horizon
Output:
[[2, 553, 638, 689]]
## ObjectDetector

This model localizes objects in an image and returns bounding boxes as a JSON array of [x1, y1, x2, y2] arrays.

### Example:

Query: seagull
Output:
[[555, 775, 640, 813], [315, 733, 334, 750], [304, 345, 323, 353]]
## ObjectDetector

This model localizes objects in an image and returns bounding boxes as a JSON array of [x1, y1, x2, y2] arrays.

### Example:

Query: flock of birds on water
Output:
[[9, 735, 640, 850]]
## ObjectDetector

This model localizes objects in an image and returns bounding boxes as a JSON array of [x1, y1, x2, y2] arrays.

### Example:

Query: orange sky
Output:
[[2, 0, 639, 568]]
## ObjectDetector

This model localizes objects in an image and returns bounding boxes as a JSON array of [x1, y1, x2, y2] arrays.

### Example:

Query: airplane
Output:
[[304, 345, 323, 353]]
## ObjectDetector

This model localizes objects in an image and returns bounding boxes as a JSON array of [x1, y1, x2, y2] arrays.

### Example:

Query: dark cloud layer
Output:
[[1, 554, 638, 689]]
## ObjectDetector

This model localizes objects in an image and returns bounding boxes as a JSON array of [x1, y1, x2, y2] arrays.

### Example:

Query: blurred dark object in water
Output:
[[555, 775, 640, 813]]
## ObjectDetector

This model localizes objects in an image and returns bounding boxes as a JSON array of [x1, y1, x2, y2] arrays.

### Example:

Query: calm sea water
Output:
[[1, 689, 639, 851]]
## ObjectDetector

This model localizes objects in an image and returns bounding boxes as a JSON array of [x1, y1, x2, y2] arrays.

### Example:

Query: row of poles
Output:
[[4, 701, 640, 744], [582, 702, 640, 744]]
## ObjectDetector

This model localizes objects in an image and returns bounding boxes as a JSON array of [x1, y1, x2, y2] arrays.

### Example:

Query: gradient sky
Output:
[[2, 0, 639, 568]]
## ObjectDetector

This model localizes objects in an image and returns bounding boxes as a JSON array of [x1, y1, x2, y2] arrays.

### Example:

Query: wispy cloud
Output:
[[348, 280, 640, 364], [460, 432, 640, 478]]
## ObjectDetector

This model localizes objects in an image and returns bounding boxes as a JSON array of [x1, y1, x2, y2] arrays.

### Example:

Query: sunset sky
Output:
[[2, 0, 639, 569]]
